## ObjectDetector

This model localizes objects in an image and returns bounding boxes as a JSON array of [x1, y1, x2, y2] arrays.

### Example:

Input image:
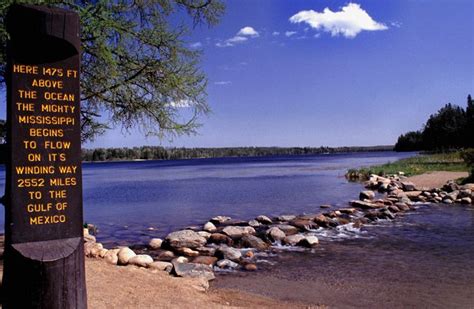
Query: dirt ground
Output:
[[0, 255, 306, 308], [406, 171, 469, 189], [85, 258, 305, 308]]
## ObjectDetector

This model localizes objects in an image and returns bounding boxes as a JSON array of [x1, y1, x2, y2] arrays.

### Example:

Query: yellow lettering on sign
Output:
[[15, 166, 55, 175], [49, 177, 77, 187], [13, 64, 38, 74], [42, 67, 63, 77], [44, 91, 74, 102], [29, 128, 64, 138], [31, 79, 64, 89], [18, 115, 75, 125], [18, 90, 37, 99], [58, 165, 77, 174], [16, 102, 34, 112], [45, 141, 71, 150], [41, 104, 75, 113], [27, 203, 52, 213], [29, 215, 67, 225]]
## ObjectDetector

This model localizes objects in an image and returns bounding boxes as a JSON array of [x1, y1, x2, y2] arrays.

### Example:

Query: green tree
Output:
[[394, 130, 423, 151], [0, 0, 224, 141], [422, 103, 466, 150], [465, 94, 474, 148]]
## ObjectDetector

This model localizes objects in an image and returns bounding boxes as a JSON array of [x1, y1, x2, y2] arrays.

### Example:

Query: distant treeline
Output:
[[81, 145, 393, 162], [395, 95, 474, 151]]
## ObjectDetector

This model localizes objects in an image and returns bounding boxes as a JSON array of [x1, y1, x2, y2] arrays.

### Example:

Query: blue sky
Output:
[[4, 1, 473, 148]]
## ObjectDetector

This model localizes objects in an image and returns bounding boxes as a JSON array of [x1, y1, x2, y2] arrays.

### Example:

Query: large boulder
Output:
[[117, 247, 136, 265], [209, 233, 234, 246], [216, 245, 242, 261], [289, 219, 318, 231], [104, 249, 120, 265], [240, 235, 269, 250], [148, 238, 163, 249], [313, 214, 330, 228], [203, 222, 217, 232], [148, 261, 173, 273], [256, 215, 273, 225], [165, 230, 207, 249], [128, 254, 153, 267], [359, 190, 375, 200], [298, 235, 319, 248], [172, 261, 215, 281], [276, 224, 299, 235], [401, 181, 416, 191], [282, 234, 305, 246], [222, 226, 256, 239], [266, 227, 286, 242]]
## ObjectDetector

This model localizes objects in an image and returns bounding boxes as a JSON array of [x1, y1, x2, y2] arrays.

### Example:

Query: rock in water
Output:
[[117, 247, 136, 265], [359, 190, 375, 200], [277, 224, 299, 235], [240, 235, 269, 250], [165, 230, 207, 249], [266, 227, 286, 242], [128, 254, 153, 267], [350, 200, 379, 209], [244, 263, 258, 271], [299, 235, 319, 247], [283, 234, 305, 246], [216, 259, 239, 269], [210, 216, 232, 224], [248, 220, 261, 227], [222, 226, 256, 239], [314, 214, 330, 228], [276, 215, 296, 222], [290, 219, 318, 231], [203, 222, 217, 232], [256, 215, 273, 224], [148, 238, 163, 249], [209, 233, 234, 246], [216, 245, 242, 261], [172, 261, 215, 281]]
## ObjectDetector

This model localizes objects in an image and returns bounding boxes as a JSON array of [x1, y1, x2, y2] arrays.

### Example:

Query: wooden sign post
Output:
[[2, 5, 87, 308]]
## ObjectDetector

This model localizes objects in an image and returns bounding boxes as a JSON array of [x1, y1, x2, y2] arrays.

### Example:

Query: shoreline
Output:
[[1, 170, 472, 307]]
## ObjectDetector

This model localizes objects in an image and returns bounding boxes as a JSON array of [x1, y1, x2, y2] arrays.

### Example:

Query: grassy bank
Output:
[[346, 152, 469, 181]]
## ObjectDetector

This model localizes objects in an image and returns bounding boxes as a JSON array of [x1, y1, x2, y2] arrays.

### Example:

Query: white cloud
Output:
[[216, 26, 259, 47], [214, 81, 232, 85], [272, 31, 280, 36], [289, 3, 388, 39], [285, 31, 297, 37], [237, 26, 259, 37], [190, 42, 202, 49]]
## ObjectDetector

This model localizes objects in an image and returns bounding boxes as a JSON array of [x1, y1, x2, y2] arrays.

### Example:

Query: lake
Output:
[[0, 151, 414, 245]]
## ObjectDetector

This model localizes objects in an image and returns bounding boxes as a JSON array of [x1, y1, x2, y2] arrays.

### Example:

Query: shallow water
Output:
[[0, 151, 413, 246], [215, 203, 474, 307]]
